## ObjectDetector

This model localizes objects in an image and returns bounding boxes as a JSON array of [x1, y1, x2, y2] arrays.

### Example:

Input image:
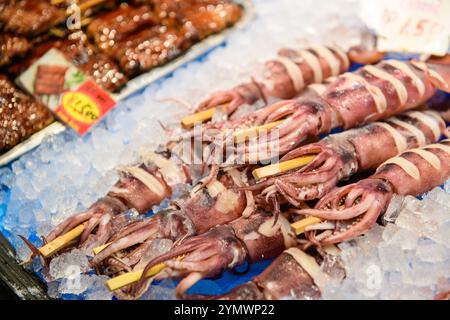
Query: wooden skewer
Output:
[[105, 215, 323, 291], [39, 223, 86, 257], [291, 216, 322, 235], [51, 0, 106, 12], [232, 120, 284, 142], [79, 0, 107, 12], [106, 262, 167, 291], [252, 155, 316, 180], [181, 108, 216, 129], [92, 242, 110, 255]]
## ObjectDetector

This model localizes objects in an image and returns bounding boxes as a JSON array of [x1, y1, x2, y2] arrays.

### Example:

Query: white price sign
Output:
[[360, 0, 450, 56]]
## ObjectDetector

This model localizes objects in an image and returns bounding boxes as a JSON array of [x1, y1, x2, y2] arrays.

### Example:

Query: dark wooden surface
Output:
[[0, 232, 48, 300]]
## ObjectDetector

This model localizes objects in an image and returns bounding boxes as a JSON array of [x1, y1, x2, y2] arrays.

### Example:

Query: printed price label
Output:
[[360, 0, 450, 55], [16, 48, 116, 135], [56, 81, 116, 135]]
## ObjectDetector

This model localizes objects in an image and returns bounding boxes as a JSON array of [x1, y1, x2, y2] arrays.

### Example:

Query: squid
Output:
[[204, 59, 450, 164], [90, 168, 251, 273], [195, 44, 378, 118], [248, 109, 447, 206], [129, 210, 297, 298], [297, 139, 450, 244], [195, 245, 343, 300]]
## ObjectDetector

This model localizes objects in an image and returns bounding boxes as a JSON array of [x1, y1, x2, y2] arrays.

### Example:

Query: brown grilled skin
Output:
[[0, 33, 31, 67], [0, 0, 65, 36], [0, 75, 54, 154]]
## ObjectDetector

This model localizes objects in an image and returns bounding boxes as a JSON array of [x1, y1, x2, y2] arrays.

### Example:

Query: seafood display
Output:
[[21, 55, 450, 299], [0, 75, 54, 154], [126, 140, 450, 299], [1, 0, 450, 302]]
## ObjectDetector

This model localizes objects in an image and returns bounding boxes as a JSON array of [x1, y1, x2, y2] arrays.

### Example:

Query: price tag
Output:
[[16, 48, 116, 135], [360, 0, 450, 56]]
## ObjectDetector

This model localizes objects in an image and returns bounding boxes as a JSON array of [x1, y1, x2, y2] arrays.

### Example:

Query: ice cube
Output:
[[48, 250, 90, 280], [416, 239, 448, 263], [84, 275, 114, 300], [382, 195, 405, 224], [388, 228, 418, 251], [377, 242, 405, 272]]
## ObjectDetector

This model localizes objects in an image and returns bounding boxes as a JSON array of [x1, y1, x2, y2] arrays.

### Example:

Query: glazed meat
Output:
[[0, 33, 31, 66], [0, 0, 65, 36], [114, 25, 189, 76], [0, 75, 54, 154], [59, 35, 128, 92], [178, 0, 243, 40], [151, 0, 242, 39], [87, 3, 158, 52]]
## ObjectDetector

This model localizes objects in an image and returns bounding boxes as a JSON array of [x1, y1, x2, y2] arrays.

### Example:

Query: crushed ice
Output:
[[323, 181, 450, 300], [0, 0, 447, 300]]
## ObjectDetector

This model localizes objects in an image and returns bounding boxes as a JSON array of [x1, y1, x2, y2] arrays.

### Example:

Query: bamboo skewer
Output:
[[79, 0, 107, 12], [92, 243, 110, 255], [291, 217, 322, 235], [106, 262, 167, 291], [181, 108, 216, 129], [232, 120, 284, 142], [39, 223, 86, 257], [252, 155, 316, 180]]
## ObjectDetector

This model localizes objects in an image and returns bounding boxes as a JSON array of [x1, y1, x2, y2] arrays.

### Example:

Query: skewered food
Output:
[[133, 210, 296, 298], [42, 151, 192, 251], [199, 245, 341, 300], [0, 0, 65, 36], [0, 75, 54, 154], [194, 45, 351, 118], [114, 25, 190, 76], [297, 139, 450, 244], [87, 3, 158, 53], [0, 33, 31, 67], [89, 168, 248, 271], [250, 109, 446, 206], [202, 60, 450, 164], [7, 34, 128, 92], [85, 0, 243, 76]]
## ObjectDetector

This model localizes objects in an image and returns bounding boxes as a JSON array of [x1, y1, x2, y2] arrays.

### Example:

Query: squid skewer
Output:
[[65, 110, 444, 271], [296, 139, 450, 244], [206, 59, 450, 164], [90, 168, 250, 271], [90, 109, 446, 269], [190, 44, 365, 124], [196, 245, 342, 300], [249, 109, 447, 206], [129, 210, 297, 298]]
